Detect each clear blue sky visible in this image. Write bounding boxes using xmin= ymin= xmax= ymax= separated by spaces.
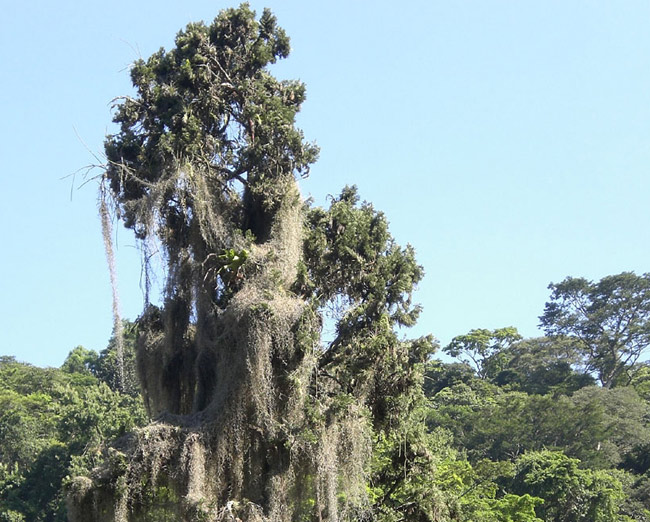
xmin=2 ymin=1 xmax=649 ymax=368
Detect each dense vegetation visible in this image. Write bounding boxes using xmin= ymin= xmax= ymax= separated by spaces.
xmin=2 ymin=5 xmax=649 ymax=521
xmin=0 ymin=332 xmax=146 ymax=521
xmin=2 ymin=274 xmax=649 ymax=521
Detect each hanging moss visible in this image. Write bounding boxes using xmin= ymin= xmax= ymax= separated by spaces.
xmin=70 ymin=6 xmax=433 ymax=521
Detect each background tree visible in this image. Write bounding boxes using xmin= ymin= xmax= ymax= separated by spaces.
xmin=0 ymin=356 xmax=145 ymax=521
xmin=540 ymin=272 xmax=650 ymax=388
xmin=489 ymin=337 xmax=594 ymax=395
xmin=61 ymin=323 xmax=141 ymax=397
xmin=61 ymin=346 xmax=99 ymax=376
xmin=443 ymin=327 xmax=522 ymax=379
xmin=510 ymin=451 xmax=629 ymax=522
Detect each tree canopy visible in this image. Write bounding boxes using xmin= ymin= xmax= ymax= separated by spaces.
xmin=540 ymin=272 xmax=650 ymax=388
xmin=443 ymin=327 xmax=522 ymax=380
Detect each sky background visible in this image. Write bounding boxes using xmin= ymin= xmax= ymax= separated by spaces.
xmin=1 ymin=1 xmax=649 ymax=368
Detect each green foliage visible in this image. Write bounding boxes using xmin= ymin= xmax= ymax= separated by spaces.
xmin=298 ymin=186 xmax=433 ymax=428
xmin=60 ymin=324 xmax=142 ymax=397
xmin=491 ymin=337 xmax=594 ymax=395
xmin=439 ymin=331 xmax=595 ymax=394
xmin=0 ymin=356 xmax=146 ymax=521
xmin=0 ymin=511 xmax=25 ymax=522
xmin=425 ymin=338 xmax=650 ymax=520
xmin=540 ymin=272 xmax=650 ymax=388
xmin=61 ymin=346 xmax=99 ymax=375
xmin=443 ymin=327 xmax=522 ymax=380
xmin=491 ymin=495 xmax=544 ymax=522
xmin=299 ymin=186 xmax=423 ymax=330
xmin=369 ymin=422 xmax=451 ymax=521
xmin=512 ymin=450 xmax=628 ymax=522
xmin=621 ymin=472 xmax=650 ymax=521
xmin=567 ymin=386 xmax=650 ymax=469
xmin=434 ymin=459 xmax=544 ymax=522
xmin=293 ymin=185 xmax=448 ymax=518
xmin=630 ymin=362 xmax=650 ymax=401
xmin=428 ymin=372 xmax=650 ymax=471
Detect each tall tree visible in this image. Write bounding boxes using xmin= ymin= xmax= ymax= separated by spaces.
xmin=540 ymin=272 xmax=650 ymax=388
xmin=443 ymin=327 xmax=522 ymax=379
xmin=68 ymin=6 xmax=432 ymax=521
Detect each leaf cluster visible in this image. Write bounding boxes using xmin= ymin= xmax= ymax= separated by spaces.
xmin=295 ymin=187 xmax=434 ymax=429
